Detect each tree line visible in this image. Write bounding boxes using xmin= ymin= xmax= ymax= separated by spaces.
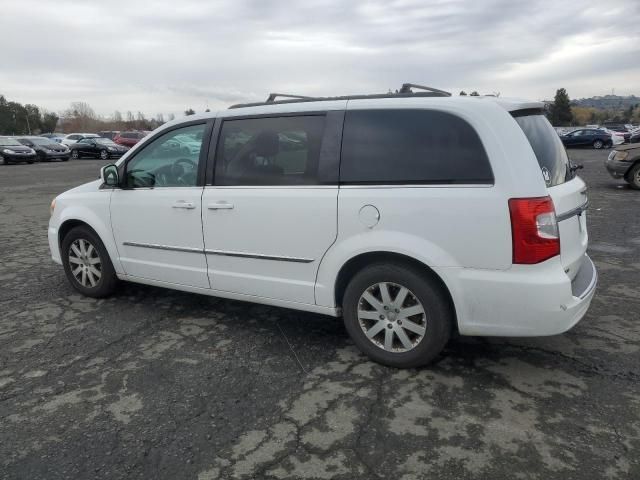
xmin=0 ymin=95 xmax=59 ymax=135
xmin=548 ymin=88 xmax=640 ymax=127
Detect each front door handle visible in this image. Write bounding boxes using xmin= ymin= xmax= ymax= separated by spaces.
xmin=172 ymin=201 xmax=196 ymax=209
xmin=208 ymin=202 xmax=234 ymax=210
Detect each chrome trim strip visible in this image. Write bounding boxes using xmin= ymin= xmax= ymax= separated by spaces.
xmin=205 ymin=249 xmax=314 ymax=263
xmin=557 ymin=199 xmax=589 ymax=222
xmin=123 ymin=241 xmax=203 ymax=254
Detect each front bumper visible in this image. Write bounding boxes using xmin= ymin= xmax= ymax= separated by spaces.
xmin=1 ymin=152 xmax=36 ymax=163
xmin=441 ymin=254 xmax=597 ymax=337
xmin=44 ymin=152 xmax=70 ymax=161
xmin=605 ymin=152 xmax=632 ymax=179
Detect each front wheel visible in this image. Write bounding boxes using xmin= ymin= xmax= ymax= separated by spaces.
xmin=61 ymin=226 xmax=118 ymax=298
xmin=593 ymin=140 xmax=604 ymax=149
xmin=71 ymin=150 xmax=79 ymax=159
xmin=99 ymin=150 xmax=109 ymax=160
xmin=626 ymin=163 xmax=640 ymax=190
xmin=342 ymin=262 xmax=452 ymax=368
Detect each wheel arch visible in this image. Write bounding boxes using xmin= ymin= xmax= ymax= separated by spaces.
xmin=333 ymin=251 xmax=458 ymax=331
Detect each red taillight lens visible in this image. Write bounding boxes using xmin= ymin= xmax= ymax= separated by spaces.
xmin=508 ymin=196 xmax=560 ymax=264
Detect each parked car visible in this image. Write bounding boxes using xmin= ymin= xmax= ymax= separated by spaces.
xmin=605 ymin=144 xmax=640 ymax=189
xmin=48 ymin=89 xmax=597 ymax=367
xmin=15 ymin=136 xmax=70 ymax=162
xmin=0 ymin=136 xmax=37 ymax=164
xmin=603 ymin=125 xmax=632 ymax=143
xmin=98 ymin=131 xmax=120 ymax=140
xmin=599 ymin=128 xmax=626 ymax=146
xmin=560 ymin=128 xmax=612 ymax=149
xmin=628 ymin=128 xmax=640 ymax=144
xmin=61 ymin=133 xmax=100 ymax=146
xmin=113 ymin=131 xmax=146 ymax=148
xmin=68 ymin=137 xmax=129 ymax=160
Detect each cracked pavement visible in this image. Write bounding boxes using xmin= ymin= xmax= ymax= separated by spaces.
xmin=0 ymin=149 xmax=639 ymax=479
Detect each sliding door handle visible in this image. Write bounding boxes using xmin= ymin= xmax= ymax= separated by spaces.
xmin=208 ymin=202 xmax=234 ymax=210
xmin=172 ymin=201 xmax=196 ymax=209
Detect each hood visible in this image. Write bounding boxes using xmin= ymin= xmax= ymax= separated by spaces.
xmin=1 ymin=145 xmax=32 ymax=152
xmin=615 ymin=143 xmax=640 ymax=152
xmin=62 ymin=179 xmax=103 ymax=196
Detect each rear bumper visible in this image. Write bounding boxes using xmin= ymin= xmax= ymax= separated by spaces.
xmin=440 ymin=254 xmax=597 ymax=337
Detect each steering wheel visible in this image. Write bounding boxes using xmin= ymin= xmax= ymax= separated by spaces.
xmin=171 ymin=158 xmax=198 ymax=185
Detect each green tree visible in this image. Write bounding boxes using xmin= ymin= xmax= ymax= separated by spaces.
xmin=549 ymin=88 xmax=572 ymax=126
xmin=470 ymin=91 xmax=480 ymax=96
xmin=184 ymin=108 xmax=195 ymax=116
xmin=41 ymin=111 xmax=59 ymax=133
xmin=459 ymin=91 xmax=467 ymax=96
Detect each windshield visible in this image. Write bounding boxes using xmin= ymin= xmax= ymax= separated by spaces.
xmin=96 ymin=138 xmax=116 ymax=145
xmin=0 ymin=138 xmax=22 ymax=146
xmin=28 ymin=137 xmax=57 ymax=146
xmin=513 ymin=112 xmax=573 ymax=187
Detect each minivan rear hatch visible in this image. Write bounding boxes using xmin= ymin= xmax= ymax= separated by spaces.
xmin=513 ymin=110 xmax=588 ymax=280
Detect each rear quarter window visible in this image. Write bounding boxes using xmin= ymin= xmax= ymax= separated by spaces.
xmin=513 ymin=111 xmax=573 ymax=187
xmin=340 ymin=109 xmax=493 ymax=184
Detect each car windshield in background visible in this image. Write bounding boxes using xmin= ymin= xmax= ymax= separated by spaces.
xmin=513 ymin=112 xmax=572 ymax=187
xmin=29 ymin=137 xmax=58 ymax=146
xmin=96 ymin=138 xmax=116 ymax=145
xmin=0 ymin=138 xmax=22 ymax=146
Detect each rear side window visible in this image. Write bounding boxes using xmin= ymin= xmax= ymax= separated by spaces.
xmin=513 ymin=112 xmax=572 ymax=187
xmin=340 ymin=109 xmax=493 ymax=184
xmin=214 ymin=115 xmax=325 ymax=186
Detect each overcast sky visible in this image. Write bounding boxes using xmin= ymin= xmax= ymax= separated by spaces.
xmin=1 ymin=0 xmax=638 ymax=118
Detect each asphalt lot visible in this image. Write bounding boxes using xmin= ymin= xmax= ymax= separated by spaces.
xmin=0 ymin=149 xmax=639 ymax=479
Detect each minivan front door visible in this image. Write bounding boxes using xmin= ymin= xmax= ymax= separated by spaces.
xmin=201 ymin=113 xmax=342 ymax=304
xmin=110 ymin=123 xmax=210 ymax=288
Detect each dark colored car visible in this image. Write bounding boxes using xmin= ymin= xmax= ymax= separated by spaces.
xmin=16 ymin=136 xmax=70 ymax=161
xmin=0 ymin=136 xmax=37 ymax=164
xmin=69 ymin=137 xmax=129 ymax=160
xmin=630 ymin=130 xmax=640 ymax=144
xmin=605 ymin=144 xmax=640 ymax=189
xmin=560 ymin=128 xmax=612 ymax=149
xmin=113 ymin=131 xmax=146 ymax=148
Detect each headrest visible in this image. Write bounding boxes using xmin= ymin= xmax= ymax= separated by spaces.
xmin=254 ymin=131 xmax=279 ymax=157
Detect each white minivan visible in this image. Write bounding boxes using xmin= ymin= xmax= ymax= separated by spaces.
xmin=48 ymin=85 xmax=597 ymax=367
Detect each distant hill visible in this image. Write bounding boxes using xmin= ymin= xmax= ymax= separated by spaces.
xmin=572 ymin=95 xmax=639 ymax=109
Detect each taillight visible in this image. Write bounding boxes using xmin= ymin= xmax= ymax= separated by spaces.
xmin=508 ymin=196 xmax=560 ymax=264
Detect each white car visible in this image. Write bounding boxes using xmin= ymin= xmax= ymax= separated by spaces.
xmin=48 ymin=87 xmax=597 ymax=367
xmin=61 ymin=133 xmax=100 ymax=146
xmin=599 ymin=128 xmax=625 ymax=146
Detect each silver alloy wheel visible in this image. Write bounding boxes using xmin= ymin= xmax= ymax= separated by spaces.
xmin=68 ymin=238 xmax=102 ymax=288
xmin=71 ymin=150 xmax=79 ymax=159
xmin=357 ymin=282 xmax=427 ymax=353
xmin=594 ymin=140 xmax=603 ymax=149
xmin=100 ymin=150 xmax=108 ymax=160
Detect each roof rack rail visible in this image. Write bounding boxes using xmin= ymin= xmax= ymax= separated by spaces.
xmin=266 ymin=93 xmax=314 ymax=103
xmin=229 ymin=83 xmax=451 ymax=109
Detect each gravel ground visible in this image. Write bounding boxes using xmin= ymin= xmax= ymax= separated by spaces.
xmin=0 ymin=149 xmax=639 ymax=480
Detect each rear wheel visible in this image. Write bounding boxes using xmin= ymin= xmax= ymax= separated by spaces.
xmin=342 ymin=262 xmax=452 ymax=368
xmin=626 ymin=163 xmax=640 ymax=190
xmin=61 ymin=226 xmax=118 ymax=298
xmin=593 ymin=139 xmax=604 ymax=149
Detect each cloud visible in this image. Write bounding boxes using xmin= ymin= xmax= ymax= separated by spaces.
xmin=0 ymin=0 xmax=638 ymax=117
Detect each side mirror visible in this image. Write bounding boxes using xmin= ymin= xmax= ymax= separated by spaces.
xmin=100 ymin=164 xmax=119 ymax=187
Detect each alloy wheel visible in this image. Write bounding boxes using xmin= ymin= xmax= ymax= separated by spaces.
xmin=357 ymin=282 xmax=427 ymax=352
xmin=594 ymin=140 xmax=603 ymax=149
xmin=100 ymin=150 xmax=108 ymax=160
xmin=68 ymin=238 xmax=102 ymax=288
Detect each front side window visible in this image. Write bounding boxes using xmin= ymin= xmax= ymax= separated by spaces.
xmin=214 ymin=115 xmax=325 ymax=186
xmin=125 ymin=124 xmax=205 ymax=188
xmin=340 ymin=109 xmax=493 ymax=184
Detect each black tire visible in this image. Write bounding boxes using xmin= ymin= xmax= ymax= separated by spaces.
xmin=99 ymin=150 xmax=109 ymax=160
xmin=626 ymin=163 xmax=640 ymax=190
xmin=61 ymin=226 xmax=118 ymax=298
xmin=342 ymin=262 xmax=452 ymax=368
xmin=71 ymin=150 xmax=79 ymax=159
xmin=593 ymin=139 xmax=604 ymax=149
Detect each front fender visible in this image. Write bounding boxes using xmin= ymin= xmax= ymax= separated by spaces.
xmin=52 ymin=190 xmax=123 ymax=274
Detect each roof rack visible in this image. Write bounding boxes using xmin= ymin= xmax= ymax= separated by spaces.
xmin=229 ymin=83 xmax=451 ymax=109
